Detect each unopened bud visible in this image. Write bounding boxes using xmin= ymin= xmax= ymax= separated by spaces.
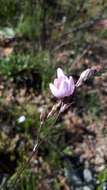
xmin=59 ymin=102 xmax=72 ymax=113
xmin=60 ymin=104 xmax=68 ymax=113
xmin=40 ymin=111 xmax=47 ymax=126
xmin=47 ymin=101 xmax=61 ymax=118
xmin=76 ymin=68 xmax=96 ymax=87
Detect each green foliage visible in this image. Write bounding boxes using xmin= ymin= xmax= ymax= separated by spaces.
xmin=63 ymin=146 xmax=73 ymax=156
xmin=16 ymin=1 xmax=43 ymax=40
xmin=97 ymin=169 xmax=107 ymax=190
xmin=0 ymin=51 xmax=54 ymax=89
xmin=0 ymin=0 xmax=20 ymax=25
xmin=97 ymin=29 xmax=107 ymax=39
xmin=6 ymin=169 xmax=38 ymax=190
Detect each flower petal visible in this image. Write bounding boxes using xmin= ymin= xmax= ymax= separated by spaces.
xmin=54 ymin=78 xmax=59 ymax=88
xmin=68 ymin=76 xmax=75 ymax=95
xmin=57 ymin=68 xmax=65 ymax=78
xmin=49 ymin=83 xmax=59 ymax=97
xmin=59 ymin=80 xmax=69 ymax=97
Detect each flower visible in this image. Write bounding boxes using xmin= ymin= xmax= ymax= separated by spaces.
xmin=49 ymin=68 xmax=75 ymax=98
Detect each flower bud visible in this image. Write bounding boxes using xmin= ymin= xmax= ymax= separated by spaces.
xmin=47 ymin=101 xmax=61 ymax=118
xmin=76 ymin=68 xmax=96 ymax=87
xmin=40 ymin=111 xmax=47 ymax=126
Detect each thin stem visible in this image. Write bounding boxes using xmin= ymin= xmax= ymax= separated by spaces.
xmin=6 ymin=108 xmax=62 ymax=190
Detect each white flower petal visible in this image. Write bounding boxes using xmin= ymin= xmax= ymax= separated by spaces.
xmin=54 ymin=78 xmax=58 ymax=88
xmin=49 ymin=83 xmax=59 ymax=97
xmin=57 ymin=68 xmax=65 ymax=78
xmin=68 ymin=76 xmax=75 ymax=95
xmin=59 ymin=80 xmax=69 ymax=97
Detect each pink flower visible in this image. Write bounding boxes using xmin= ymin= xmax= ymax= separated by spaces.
xmin=49 ymin=68 xmax=75 ymax=98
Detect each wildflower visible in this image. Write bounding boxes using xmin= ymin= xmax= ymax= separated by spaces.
xmin=18 ymin=115 xmax=26 ymax=123
xmin=49 ymin=68 xmax=75 ymax=98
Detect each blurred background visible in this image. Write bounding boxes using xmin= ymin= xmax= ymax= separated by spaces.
xmin=0 ymin=0 xmax=107 ymax=189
